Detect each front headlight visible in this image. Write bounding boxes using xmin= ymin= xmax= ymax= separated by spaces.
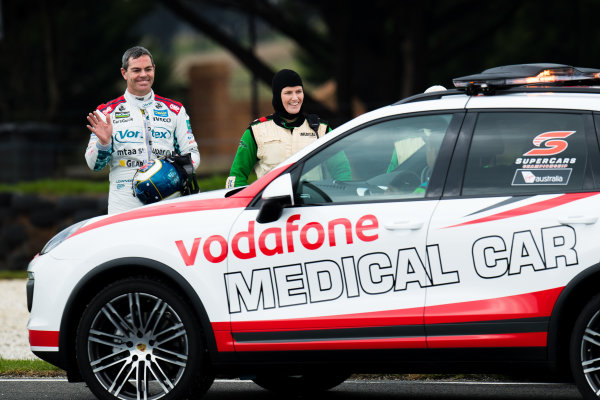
xmin=40 ymin=219 xmax=88 ymax=255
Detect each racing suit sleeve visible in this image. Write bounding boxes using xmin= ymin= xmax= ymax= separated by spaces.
xmin=85 ymin=135 xmax=112 ymax=171
xmin=85 ymin=110 xmax=112 ymax=171
xmin=226 ymin=128 xmax=258 ymax=188
xmin=326 ymin=151 xmax=352 ymax=181
xmin=386 ymin=151 xmax=399 ymax=173
xmin=173 ymin=105 xmax=200 ymax=170
xmin=322 ymin=125 xmax=352 ymax=181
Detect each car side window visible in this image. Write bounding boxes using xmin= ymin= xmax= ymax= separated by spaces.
xmin=462 ymin=112 xmax=587 ymax=196
xmin=296 ymin=114 xmax=452 ymax=204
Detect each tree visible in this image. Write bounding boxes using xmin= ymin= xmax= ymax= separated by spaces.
xmin=4 ymin=0 xmax=600 ymax=126
xmin=0 ymin=0 xmax=152 ymax=124
xmin=159 ymin=0 xmax=600 ymax=127
xmin=158 ymin=0 xmax=521 ymax=125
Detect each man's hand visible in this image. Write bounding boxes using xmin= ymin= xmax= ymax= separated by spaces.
xmin=86 ymin=111 xmax=112 ymax=146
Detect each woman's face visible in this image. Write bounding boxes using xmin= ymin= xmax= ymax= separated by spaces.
xmin=281 ymin=85 xmax=304 ymax=115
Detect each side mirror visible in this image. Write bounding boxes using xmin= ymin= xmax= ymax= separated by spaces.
xmin=256 ymin=173 xmax=294 ymax=223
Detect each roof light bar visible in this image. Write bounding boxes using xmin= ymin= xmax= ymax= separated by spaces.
xmin=453 ymin=63 xmax=600 ymax=94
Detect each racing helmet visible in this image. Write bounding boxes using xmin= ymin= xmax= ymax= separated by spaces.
xmin=132 ymin=158 xmax=184 ymax=205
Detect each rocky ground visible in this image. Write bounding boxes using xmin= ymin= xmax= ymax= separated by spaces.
xmin=0 ymin=279 xmax=36 ymax=359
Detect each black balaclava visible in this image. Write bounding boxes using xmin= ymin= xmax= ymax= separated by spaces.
xmin=272 ymin=69 xmax=303 ymax=120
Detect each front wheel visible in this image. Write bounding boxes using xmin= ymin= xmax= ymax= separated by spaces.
xmin=570 ymin=294 xmax=600 ymax=400
xmin=76 ymin=277 xmax=214 ymax=400
xmin=252 ymin=371 xmax=350 ymax=394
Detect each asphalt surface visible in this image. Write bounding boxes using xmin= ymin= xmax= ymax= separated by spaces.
xmin=0 ymin=378 xmax=583 ymax=400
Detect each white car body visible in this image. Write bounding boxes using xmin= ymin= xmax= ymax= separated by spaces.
xmin=27 ymin=64 xmax=600 ymax=400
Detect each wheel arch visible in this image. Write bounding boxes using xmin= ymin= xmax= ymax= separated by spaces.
xmin=58 ymin=257 xmax=218 ymax=381
xmin=548 ymin=262 xmax=600 ymax=378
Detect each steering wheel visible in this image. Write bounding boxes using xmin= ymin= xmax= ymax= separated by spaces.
xmin=300 ymin=181 xmax=332 ymax=203
xmin=388 ymin=170 xmax=421 ymax=192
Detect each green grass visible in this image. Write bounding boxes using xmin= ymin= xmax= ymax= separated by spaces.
xmin=196 ymin=174 xmax=231 ymax=192
xmin=0 ymin=271 xmax=28 ymax=279
xmin=0 ymin=179 xmax=109 ymax=195
xmin=0 ymin=358 xmax=65 ymax=377
xmin=0 ymin=175 xmax=230 ymax=196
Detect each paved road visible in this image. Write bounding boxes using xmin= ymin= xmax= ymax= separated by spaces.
xmin=0 ymin=378 xmax=583 ymax=400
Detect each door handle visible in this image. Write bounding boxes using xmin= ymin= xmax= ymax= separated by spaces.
xmin=384 ymin=220 xmax=424 ymax=230
xmin=558 ymin=216 xmax=598 ymax=225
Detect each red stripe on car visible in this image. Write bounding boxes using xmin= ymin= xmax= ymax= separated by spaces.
xmin=71 ymin=198 xmax=250 ymax=238
xmin=29 ymin=330 xmax=59 ymax=347
xmin=213 ymin=288 xmax=561 ymax=351
xmin=427 ymin=332 xmax=547 ymax=348
xmin=425 ymin=287 xmax=561 ymax=324
xmin=69 ymin=165 xmax=293 ymax=239
xmin=229 ymin=306 xmax=424 ymax=332
xmin=446 ymin=192 xmax=598 ymax=229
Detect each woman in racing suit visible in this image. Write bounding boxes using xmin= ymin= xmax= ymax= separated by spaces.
xmin=226 ymin=69 xmax=350 ymax=188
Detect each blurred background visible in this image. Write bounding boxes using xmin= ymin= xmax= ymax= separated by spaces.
xmin=1 ymin=0 xmax=600 ymax=271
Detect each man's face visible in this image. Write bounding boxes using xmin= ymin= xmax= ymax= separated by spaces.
xmin=281 ymin=85 xmax=303 ymax=116
xmin=121 ymin=55 xmax=155 ymax=96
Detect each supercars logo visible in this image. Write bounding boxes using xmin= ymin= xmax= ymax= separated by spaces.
xmin=523 ymin=131 xmax=576 ymax=156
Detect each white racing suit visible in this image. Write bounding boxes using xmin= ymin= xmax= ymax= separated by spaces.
xmin=85 ymin=90 xmax=200 ymax=214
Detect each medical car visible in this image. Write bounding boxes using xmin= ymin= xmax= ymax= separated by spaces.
xmin=27 ymin=64 xmax=600 ymax=400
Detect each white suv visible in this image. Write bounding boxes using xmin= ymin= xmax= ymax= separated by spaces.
xmin=27 ymin=64 xmax=600 ymax=400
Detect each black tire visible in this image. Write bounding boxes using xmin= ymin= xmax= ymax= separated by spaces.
xmin=75 ymin=277 xmax=214 ymax=400
xmin=252 ymin=371 xmax=350 ymax=394
xmin=570 ymin=294 xmax=600 ymax=400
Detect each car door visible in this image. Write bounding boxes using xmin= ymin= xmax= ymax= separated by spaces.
xmin=224 ymin=112 xmax=463 ymax=354
xmin=424 ymin=110 xmax=600 ymax=350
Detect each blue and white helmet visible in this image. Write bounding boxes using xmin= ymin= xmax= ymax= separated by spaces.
xmin=132 ymin=158 xmax=184 ymax=205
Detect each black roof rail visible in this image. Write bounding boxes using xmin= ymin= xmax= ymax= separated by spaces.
xmin=394 ymin=85 xmax=600 ymax=105
xmin=393 ymin=89 xmax=463 ymax=105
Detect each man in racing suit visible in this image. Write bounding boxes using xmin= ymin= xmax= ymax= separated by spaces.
xmin=85 ymin=46 xmax=200 ymax=214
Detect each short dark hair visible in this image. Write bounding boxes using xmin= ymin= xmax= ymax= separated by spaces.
xmin=121 ymin=46 xmax=154 ymax=70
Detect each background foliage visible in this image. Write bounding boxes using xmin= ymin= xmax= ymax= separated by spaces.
xmin=3 ymin=0 xmax=600 ymax=127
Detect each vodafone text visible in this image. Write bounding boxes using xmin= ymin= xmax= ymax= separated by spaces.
xmin=175 ymin=214 xmax=379 ymax=265
xmin=174 ymin=215 xmax=578 ymax=314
